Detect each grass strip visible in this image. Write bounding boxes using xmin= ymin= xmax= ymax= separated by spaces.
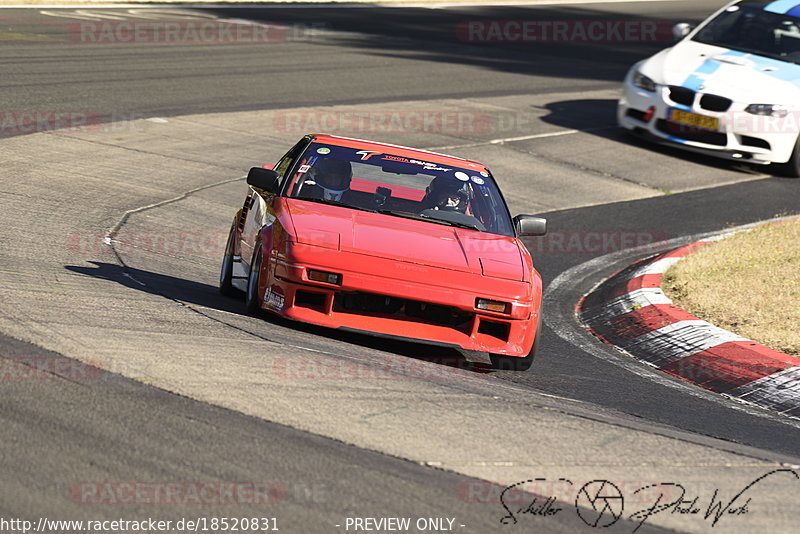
xmin=663 ymin=218 xmax=800 ymax=357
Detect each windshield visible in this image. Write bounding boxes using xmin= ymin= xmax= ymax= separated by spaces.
xmin=284 ymin=142 xmax=515 ymax=237
xmin=692 ymin=4 xmax=800 ymax=64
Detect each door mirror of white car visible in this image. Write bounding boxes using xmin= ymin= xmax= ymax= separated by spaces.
xmin=672 ymin=22 xmax=693 ymax=40
xmin=514 ymin=215 xmax=547 ymax=237
xmin=247 ymin=167 xmax=281 ymax=194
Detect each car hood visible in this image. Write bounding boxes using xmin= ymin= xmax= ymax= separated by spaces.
xmin=286 ymin=200 xmax=526 ymax=281
xmin=640 ymin=40 xmax=800 ymax=104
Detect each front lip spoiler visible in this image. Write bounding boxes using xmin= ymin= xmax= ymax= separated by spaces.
xmin=336 ymin=326 xmax=464 ymax=351
xmin=628 ymin=126 xmax=770 ymax=165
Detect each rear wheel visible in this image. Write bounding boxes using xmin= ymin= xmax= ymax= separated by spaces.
xmin=244 ymin=243 xmax=264 ymax=315
xmin=773 ymin=136 xmax=800 ymax=178
xmin=489 ymin=316 xmax=541 ymax=371
xmin=219 ymin=224 xmax=238 ymax=297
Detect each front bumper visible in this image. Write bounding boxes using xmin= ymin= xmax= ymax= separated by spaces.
xmin=260 ymin=245 xmax=541 ymax=357
xmin=617 ymin=72 xmax=797 ymax=165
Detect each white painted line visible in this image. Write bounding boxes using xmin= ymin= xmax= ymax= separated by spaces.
xmin=428 ymin=126 xmax=615 ymax=151
xmin=105 ymin=175 xmax=245 ymax=245
xmin=491 ymin=126 xmax=616 ymax=145
xmin=491 ymin=129 xmax=579 ymax=143
xmin=38 ymin=7 xmax=218 ymax=19
xmin=38 ymin=8 xmax=128 ymax=19
xmin=620 ymin=320 xmax=748 ymax=367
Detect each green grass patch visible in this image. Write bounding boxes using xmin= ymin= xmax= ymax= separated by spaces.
xmin=663 ymin=218 xmax=800 ymax=356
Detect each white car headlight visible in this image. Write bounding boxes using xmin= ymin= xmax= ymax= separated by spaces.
xmin=632 ymin=70 xmax=657 ymax=93
xmin=745 ymin=104 xmax=788 ymax=118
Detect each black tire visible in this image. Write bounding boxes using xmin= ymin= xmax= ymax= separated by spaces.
xmin=490 ymin=316 xmax=541 ymax=371
xmin=244 ymin=242 xmax=264 ymax=315
xmin=772 ymin=136 xmax=800 ymax=178
xmin=219 ymin=224 xmax=239 ymax=297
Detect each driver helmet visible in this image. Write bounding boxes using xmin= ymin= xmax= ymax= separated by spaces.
xmin=425 ymin=176 xmax=471 ymax=213
xmin=313 ymin=158 xmax=353 ymax=201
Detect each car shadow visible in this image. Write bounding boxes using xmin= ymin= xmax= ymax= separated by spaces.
xmin=540 ymin=98 xmax=776 ymax=176
xmin=65 ymin=261 xmax=495 ymax=375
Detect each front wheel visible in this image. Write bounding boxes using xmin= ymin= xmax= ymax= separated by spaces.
xmin=219 ymin=224 xmax=239 ymax=297
xmin=244 ymin=242 xmax=264 ymax=315
xmin=773 ymin=136 xmax=800 ymax=178
xmin=489 ymin=317 xmax=541 ymax=371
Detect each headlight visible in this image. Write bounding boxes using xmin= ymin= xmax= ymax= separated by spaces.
xmin=307 ymin=269 xmax=341 ymax=285
xmin=745 ymin=104 xmax=788 ymax=118
xmin=476 ymin=298 xmax=510 ymax=314
xmin=632 ymin=70 xmax=657 ymax=92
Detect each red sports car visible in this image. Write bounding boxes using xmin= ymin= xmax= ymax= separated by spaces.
xmin=219 ymin=134 xmax=546 ymax=370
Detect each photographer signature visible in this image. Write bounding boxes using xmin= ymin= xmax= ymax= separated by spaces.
xmin=499 ymin=469 xmax=799 ymax=531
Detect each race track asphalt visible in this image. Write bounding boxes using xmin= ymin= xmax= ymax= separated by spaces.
xmin=2 ymin=2 xmax=800 ymax=532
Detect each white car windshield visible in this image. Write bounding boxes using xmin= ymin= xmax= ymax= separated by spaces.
xmin=692 ymin=4 xmax=800 ymax=64
xmin=285 ymin=142 xmax=516 ymax=237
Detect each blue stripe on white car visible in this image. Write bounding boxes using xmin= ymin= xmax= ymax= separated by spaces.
xmin=765 ymin=0 xmax=800 ymax=15
xmin=681 ymin=50 xmax=746 ymax=91
xmin=737 ymin=53 xmax=800 ymax=85
xmin=682 ymin=60 xmax=722 ymax=91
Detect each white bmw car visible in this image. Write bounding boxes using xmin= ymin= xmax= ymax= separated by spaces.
xmin=618 ymin=0 xmax=800 ymax=176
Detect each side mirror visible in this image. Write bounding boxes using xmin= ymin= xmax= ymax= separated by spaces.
xmin=672 ymin=22 xmax=693 ymax=41
xmin=514 ymin=215 xmax=547 ymax=237
xmin=246 ymin=167 xmax=280 ymax=194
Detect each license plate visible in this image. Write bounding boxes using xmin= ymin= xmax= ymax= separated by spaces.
xmin=669 ymin=109 xmax=719 ymax=131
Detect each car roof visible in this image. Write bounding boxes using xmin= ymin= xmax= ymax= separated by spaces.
xmin=309 ymin=133 xmax=490 ymax=173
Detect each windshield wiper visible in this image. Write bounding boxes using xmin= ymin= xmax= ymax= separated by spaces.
xmin=420 ymin=215 xmax=482 ymax=231
xmin=373 ymin=209 xmax=461 ymax=227
xmin=376 ymin=209 xmax=482 ymax=231
xmin=374 ymin=209 xmax=430 ymax=221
